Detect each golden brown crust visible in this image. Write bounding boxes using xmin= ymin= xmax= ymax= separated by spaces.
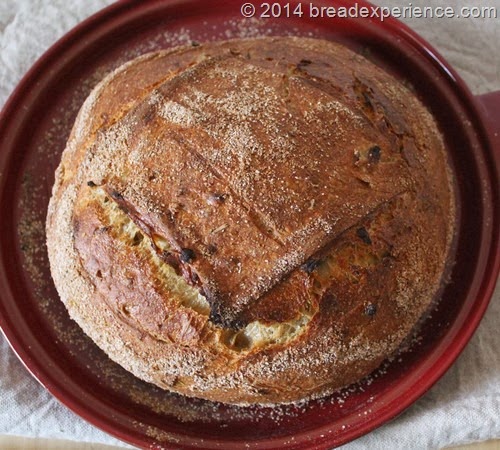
xmin=46 ymin=36 xmax=455 ymax=405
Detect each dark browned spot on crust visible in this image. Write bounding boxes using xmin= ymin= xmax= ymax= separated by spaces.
xmin=179 ymin=248 xmax=196 ymax=263
xmin=209 ymin=304 xmax=246 ymax=330
xmin=110 ymin=190 xmax=124 ymax=201
xmin=297 ymin=59 xmax=312 ymax=69
xmin=356 ymin=227 xmax=372 ymax=245
xmin=206 ymin=244 xmax=217 ymax=255
xmin=132 ymin=231 xmax=144 ymax=246
xmin=365 ymin=303 xmax=377 ymax=316
xmin=368 ymin=145 xmax=381 ymax=163
xmin=302 ymin=258 xmax=321 ymax=274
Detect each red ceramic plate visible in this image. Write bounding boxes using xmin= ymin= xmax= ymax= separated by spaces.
xmin=0 ymin=1 xmax=498 ymax=449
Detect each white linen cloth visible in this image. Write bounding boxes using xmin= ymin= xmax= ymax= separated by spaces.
xmin=0 ymin=1 xmax=498 ymax=448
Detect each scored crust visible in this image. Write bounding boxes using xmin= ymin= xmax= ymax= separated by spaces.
xmin=46 ymin=36 xmax=455 ymax=405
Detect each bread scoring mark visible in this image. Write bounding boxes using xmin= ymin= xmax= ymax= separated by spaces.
xmin=89 ymin=183 xmax=412 ymax=354
xmin=221 ymin=311 xmax=314 ymax=351
xmin=93 ymin=186 xmax=210 ymax=316
xmin=90 ymin=186 xmax=315 ymax=352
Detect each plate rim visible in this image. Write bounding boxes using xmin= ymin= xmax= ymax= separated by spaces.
xmin=0 ymin=0 xmax=498 ymax=449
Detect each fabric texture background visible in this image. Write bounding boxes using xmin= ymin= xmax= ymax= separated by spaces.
xmin=0 ymin=1 xmax=498 ymax=448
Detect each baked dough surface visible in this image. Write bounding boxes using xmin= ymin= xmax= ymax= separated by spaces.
xmin=47 ymin=37 xmax=455 ymax=404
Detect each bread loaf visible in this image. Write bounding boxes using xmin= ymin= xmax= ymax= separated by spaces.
xmin=46 ymin=36 xmax=455 ymax=405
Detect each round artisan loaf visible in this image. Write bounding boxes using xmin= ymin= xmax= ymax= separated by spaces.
xmin=46 ymin=36 xmax=455 ymax=405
